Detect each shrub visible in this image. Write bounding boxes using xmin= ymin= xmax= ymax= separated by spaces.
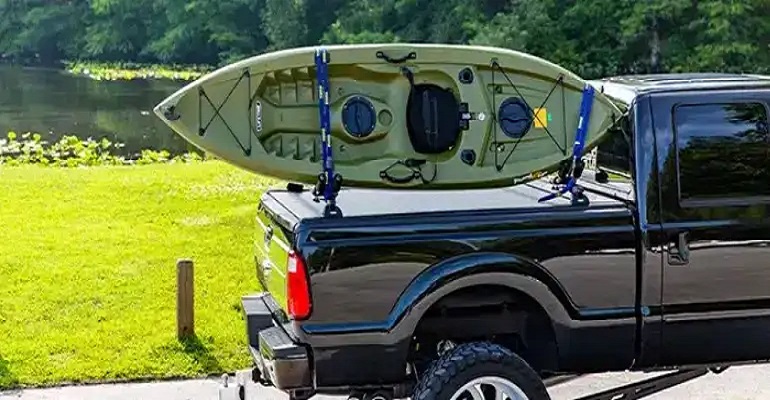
xmin=0 ymin=131 xmax=204 ymax=167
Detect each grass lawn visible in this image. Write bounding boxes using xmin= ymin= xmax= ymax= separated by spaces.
xmin=0 ymin=161 xmax=277 ymax=389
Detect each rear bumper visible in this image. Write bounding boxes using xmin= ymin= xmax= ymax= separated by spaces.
xmin=242 ymin=293 xmax=312 ymax=391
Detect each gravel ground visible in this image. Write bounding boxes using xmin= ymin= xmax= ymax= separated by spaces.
xmin=2 ymin=364 xmax=769 ymax=400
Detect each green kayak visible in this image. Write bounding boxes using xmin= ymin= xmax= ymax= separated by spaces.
xmin=154 ymin=43 xmax=622 ymax=189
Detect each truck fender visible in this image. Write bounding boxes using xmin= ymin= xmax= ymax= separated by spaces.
xmin=295 ymin=252 xmax=580 ymax=350
xmin=387 ymin=252 xmax=578 ymax=335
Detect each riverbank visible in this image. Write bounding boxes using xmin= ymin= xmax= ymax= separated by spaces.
xmin=64 ymin=61 xmax=213 ymax=81
xmin=0 ymin=161 xmax=277 ymax=389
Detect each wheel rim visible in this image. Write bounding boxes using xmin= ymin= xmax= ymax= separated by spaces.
xmin=449 ymin=376 xmax=530 ymax=400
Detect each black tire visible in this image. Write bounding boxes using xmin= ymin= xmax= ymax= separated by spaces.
xmin=411 ymin=342 xmax=551 ymax=400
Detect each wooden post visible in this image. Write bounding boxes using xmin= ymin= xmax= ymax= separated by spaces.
xmin=177 ymin=259 xmax=194 ymax=339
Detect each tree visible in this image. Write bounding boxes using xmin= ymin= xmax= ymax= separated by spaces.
xmin=0 ymin=0 xmax=767 ymax=76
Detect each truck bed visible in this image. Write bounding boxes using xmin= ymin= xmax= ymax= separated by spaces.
xmin=263 ymin=176 xmax=633 ymax=222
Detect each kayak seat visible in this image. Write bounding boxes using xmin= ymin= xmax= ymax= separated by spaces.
xmin=405 ymin=83 xmax=461 ymax=154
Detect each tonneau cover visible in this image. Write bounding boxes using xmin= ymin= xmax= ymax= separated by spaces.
xmin=264 ymin=178 xmax=631 ymax=221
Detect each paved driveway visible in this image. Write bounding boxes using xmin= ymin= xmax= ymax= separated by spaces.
xmin=3 ymin=364 xmax=770 ymax=400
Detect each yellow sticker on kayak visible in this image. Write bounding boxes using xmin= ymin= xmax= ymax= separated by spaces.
xmin=534 ymin=107 xmax=548 ymax=128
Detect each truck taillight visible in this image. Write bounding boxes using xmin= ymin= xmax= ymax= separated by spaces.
xmin=287 ymin=250 xmax=311 ymax=320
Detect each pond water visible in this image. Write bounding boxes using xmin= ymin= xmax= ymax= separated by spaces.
xmin=0 ymin=65 xmax=191 ymax=156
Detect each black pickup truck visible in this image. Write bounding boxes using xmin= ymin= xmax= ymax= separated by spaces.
xmin=238 ymin=73 xmax=770 ymax=400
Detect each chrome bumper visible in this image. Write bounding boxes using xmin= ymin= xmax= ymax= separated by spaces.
xmin=242 ymin=293 xmax=312 ymax=391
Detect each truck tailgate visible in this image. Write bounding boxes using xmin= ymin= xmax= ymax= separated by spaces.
xmin=254 ymin=195 xmax=297 ymax=313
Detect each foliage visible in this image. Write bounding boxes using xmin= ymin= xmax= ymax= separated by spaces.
xmin=0 ymin=161 xmax=275 ymax=389
xmin=64 ymin=60 xmax=211 ymax=81
xmin=0 ymin=131 xmax=205 ymax=167
xmin=1 ymin=0 xmax=769 ymax=78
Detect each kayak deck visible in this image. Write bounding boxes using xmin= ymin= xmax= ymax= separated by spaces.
xmin=155 ymin=44 xmax=622 ymax=192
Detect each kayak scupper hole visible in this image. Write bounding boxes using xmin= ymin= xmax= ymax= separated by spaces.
xmin=458 ymin=68 xmax=474 ymax=84
xmin=461 ymin=149 xmax=476 ymax=165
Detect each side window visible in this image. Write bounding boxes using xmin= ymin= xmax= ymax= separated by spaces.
xmin=673 ymin=102 xmax=770 ymax=203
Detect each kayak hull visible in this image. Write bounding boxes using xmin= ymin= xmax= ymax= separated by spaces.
xmin=154 ymin=43 xmax=622 ymax=189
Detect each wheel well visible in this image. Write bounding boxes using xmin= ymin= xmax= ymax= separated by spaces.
xmin=408 ymin=284 xmax=559 ymax=374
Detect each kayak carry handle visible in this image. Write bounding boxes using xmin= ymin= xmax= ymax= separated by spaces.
xmin=379 ymin=158 xmax=436 ymax=186
xmin=380 ymin=170 xmax=421 ymax=185
xmin=376 ymin=50 xmax=417 ymax=64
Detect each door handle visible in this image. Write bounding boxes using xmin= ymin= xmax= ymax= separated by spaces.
xmin=668 ymin=231 xmax=690 ymax=266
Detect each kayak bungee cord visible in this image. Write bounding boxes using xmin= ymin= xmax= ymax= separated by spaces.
xmin=197 ymin=69 xmax=254 ymax=156
xmin=538 ymin=84 xmax=595 ymax=205
xmin=313 ymin=47 xmax=343 ymax=217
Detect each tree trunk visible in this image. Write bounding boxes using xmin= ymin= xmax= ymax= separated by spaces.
xmin=649 ymin=12 xmax=661 ymax=73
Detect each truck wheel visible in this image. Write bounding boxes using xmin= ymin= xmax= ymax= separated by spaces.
xmin=412 ymin=342 xmax=550 ymax=400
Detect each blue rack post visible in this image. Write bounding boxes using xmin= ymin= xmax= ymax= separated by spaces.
xmin=538 ymin=84 xmax=595 ymax=205
xmin=313 ymin=47 xmax=343 ymax=216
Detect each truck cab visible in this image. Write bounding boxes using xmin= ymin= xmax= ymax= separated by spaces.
xmin=596 ymin=73 xmax=770 ymax=368
xmin=240 ymin=73 xmax=770 ymax=400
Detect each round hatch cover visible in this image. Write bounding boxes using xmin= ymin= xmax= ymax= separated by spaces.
xmin=498 ymin=97 xmax=533 ymax=139
xmin=342 ymin=96 xmax=376 ymax=138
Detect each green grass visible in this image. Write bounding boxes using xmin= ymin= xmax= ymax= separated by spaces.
xmin=0 ymin=161 xmax=277 ymax=389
